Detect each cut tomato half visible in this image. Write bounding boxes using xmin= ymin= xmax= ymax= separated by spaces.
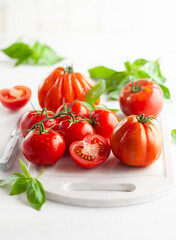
xmin=69 ymin=134 xmax=111 ymax=168
xmin=0 ymin=85 xmax=31 ymax=111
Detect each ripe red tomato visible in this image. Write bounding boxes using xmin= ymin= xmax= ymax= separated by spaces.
xmin=38 ymin=66 xmax=100 ymax=113
xmin=90 ymin=109 xmax=120 ymax=139
xmin=110 ymin=114 xmax=162 ymax=167
xmin=0 ymin=85 xmax=31 ymax=111
xmin=22 ymin=130 xmax=65 ymax=165
xmin=69 ymin=134 xmax=110 ymax=168
xmin=119 ymin=79 xmax=164 ymax=117
xmin=20 ymin=110 xmax=59 ymax=138
xmin=56 ymin=101 xmax=90 ymax=118
xmin=57 ymin=118 xmax=95 ymax=149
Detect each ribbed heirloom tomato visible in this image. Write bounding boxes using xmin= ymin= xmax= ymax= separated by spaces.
xmin=110 ymin=114 xmax=163 ymax=167
xmin=38 ymin=66 xmax=100 ymax=112
xmin=119 ymin=79 xmax=164 ymax=117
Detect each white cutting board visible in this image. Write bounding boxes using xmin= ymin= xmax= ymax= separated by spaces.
xmin=22 ymin=110 xmax=176 ymax=207
xmin=1 ymin=101 xmax=175 ymax=207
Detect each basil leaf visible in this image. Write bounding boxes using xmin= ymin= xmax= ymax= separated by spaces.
xmin=106 ymin=72 xmax=128 ymax=90
xmin=89 ymin=66 xmax=117 ymax=79
xmin=10 ymin=178 xmax=30 ymax=195
xmin=124 ymin=61 xmax=132 ymax=72
xmin=158 ymin=83 xmax=170 ymax=99
xmin=132 ymin=59 xmax=148 ymax=68
xmin=108 ymin=108 xmax=119 ymax=113
xmin=171 ymin=129 xmax=176 ymax=143
xmin=78 ymin=101 xmax=94 ymax=111
xmin=1 ymin=40 xmax=63 ymax=66
xmin=131 ymin=70 xmax=151 ymax=80
xmin=94 ymin=104 xmax=119 ymax=113
xmin=145 ymin=60 xmax=166 ymax=84
xmin=1 ymin=43 xmax=32 ymax=60
xmin=109 ymin=89 xmax=121 ymax=100
xmin=0 ymin=173 xmax=22 ymax=187
xmin=26 ymin=179 xmax=45 ymax=210
xmin=85 ymin=80 xmax=106 ymax=105
xmin=20 ymin=159 xmax=30 ymax=177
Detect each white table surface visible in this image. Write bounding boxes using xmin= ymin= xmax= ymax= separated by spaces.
xmin=1 ymin=33 xmax=176 ymax=240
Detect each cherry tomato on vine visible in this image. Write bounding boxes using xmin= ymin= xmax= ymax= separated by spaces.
xmin=20 ymin=110 xmax=59 ymax=138
xmin=110 ymin=114 xmax=163 ymax=167
xmin=38 ymin=66 xmax=100 ymax=112
xmin=90 ymin=109 xmax=120 ymax=139
xmin=0 ymin=85 xmax=31 ymax=111
xmin=69 ymin=134 xmax=111 ymax=168
xmin=119 ymin=79 xmax=164 ymax=117
xmin=22 ymin=129 xmax=65 ymax=166
xmin=57 ymin=117 xmax=95 ymax=149
xmin=56 ymin=101 xmax=90 ymax=118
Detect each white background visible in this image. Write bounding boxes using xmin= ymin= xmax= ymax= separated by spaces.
xmin=1 ymin=0 xmax=176 ymax=240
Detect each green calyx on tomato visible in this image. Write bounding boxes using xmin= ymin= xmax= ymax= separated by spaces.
xmin=130 ymin=81 xmax=142 ymax=93
xmin=136 ymin=114 xmax=156 ymax=130
xmin=64 ymin=65 xmax=74 ymax=74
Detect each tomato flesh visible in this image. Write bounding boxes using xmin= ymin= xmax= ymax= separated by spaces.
xmin=70 ymin=134 xmax=111 ymax=168
xmin=0 ymin=85 xmax=31 ymax=111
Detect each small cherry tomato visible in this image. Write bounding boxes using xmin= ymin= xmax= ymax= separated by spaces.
xmin=57 ymin=118 xmax=95 ymax=149
xmin=69 ymin=134 xmax=111 ymax=168
xmin=110 ymin=114 xmax=163 ymax=167
xmin=0 ymin=85 xmax=31 ymax=111
xmin=20 ymin=110 xmax=59 ymax=138
xmin=56 ymin=101 xmax=90 ymax=118
xmin=22 ymin=130 xmax=65 ymax=165
xmin=119 ymin=79 xmax=164 ymax=117
xmin=90 ymin=109 xmax=120 ymax=139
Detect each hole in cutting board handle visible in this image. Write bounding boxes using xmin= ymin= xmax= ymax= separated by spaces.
xmin=64 ymin=183 xmax=136 ymax=192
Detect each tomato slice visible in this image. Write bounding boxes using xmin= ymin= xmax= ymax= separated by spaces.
xmin=0 ymin=85 xmax=31 ymax=110
xmin=69 ymin=134 xmax=111 ymax=168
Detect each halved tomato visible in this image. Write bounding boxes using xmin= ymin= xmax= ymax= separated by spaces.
xmin=0 ymin=85 xmax=31 ymax=111
xmin=69 ymin=134 xmax=111 ymax=168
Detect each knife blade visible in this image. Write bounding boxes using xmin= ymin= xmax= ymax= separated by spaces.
xmin=0 ymin=120 xmax=21 ymax=171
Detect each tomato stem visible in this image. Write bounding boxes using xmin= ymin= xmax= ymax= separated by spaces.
xmin=129 ymin=81 xmax=142 ymax=93
xmin=136 ymin=114 xmax=156 ymax=130
xmin=64 ymin=66 xmax=74 ymax=74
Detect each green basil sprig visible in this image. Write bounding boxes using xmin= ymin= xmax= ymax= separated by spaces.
xmin=0 ymin=159 xmax=45 ymax=210
xmin=1 ymin=40 xmax=64 ymax=66
xmin=79 ymin=80 xmax=119 ymax=113
xmin=88 ymin=58 xmax=170 ymax=100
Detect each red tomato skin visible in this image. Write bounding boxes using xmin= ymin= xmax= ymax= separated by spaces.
xmin=57 ymin=119 xmax=95 ymax=149
xmin=20 ymin=111 xmax=59 ymax=138
xmin=110 ymin=115 xmax=163 ymax=167
xmin=56 ymin=101 xmax=90 ymax=118
xmin=119 ymin=79 xmax=164 ymax=117
xmin=69 ymin=134 xmax=111 ymax=168
xmin=0 ymin=85 xmax=31 ymax=111
xmin=22 ymin=131 xmax=65 ymax=165
xmin=38 ymin=67 xmax=100 ymax=113
xmin=91 ymin=109 xmax=120 ymax=139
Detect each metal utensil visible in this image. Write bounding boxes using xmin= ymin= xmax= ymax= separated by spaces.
xmin=0 ymin=120 xmax=21 ymax=171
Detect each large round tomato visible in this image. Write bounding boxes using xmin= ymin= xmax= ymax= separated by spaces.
xmin=20 ymin=110 xmax=59 ymax=138
xmin=38 ymin=66 xmax=100 ymax=112
xmin=69 ymin=134 xmax=110 ymax=168
xmin=56 ymin=101 xmax=90 ymax=118
xmin=57 ymin=118 xmax=95 ymax=149
xmin=110 ymin=114 xmax=162 ymax=167
xmin=22 ymin=130 xmax=65 ymax=165
xmin=119 ymin=79 xmax=164 ymax=117
xmin=0 ymin=85 xmax=31 ymax=111
xmin=90 ymin=109 xmax=120 ymax=139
